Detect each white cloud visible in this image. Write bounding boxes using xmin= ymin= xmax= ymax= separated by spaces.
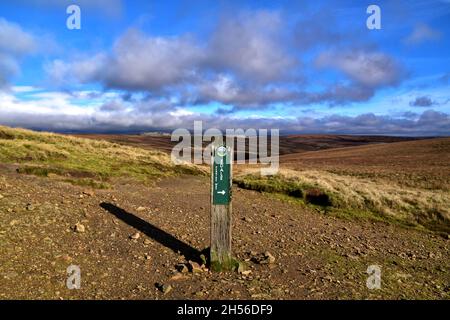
xmin=11 ymin=85 xmax=40 ymax=93
xmin=0 ymin=18 xmax=35 ymax=55
xmin=104 ymin=30 xmax=204 ymax=90
xmin=316 ymin=50 xmax=404 ymax=88
xmin=0 ymin=18 xmax=36 ymax=87
xmin=404 ymin=23 xmax=441 ymax=45
xmin=44 ymin=10 xmax=299 ymax=99
xmin=207 ymin=10 xmax=297 ymax=83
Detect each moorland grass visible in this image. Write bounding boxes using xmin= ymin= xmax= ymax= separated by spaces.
xmin=0 ymin=125 xmax=204 ymax=186
xmin=235 ymin=169 xmax=450 ymax=234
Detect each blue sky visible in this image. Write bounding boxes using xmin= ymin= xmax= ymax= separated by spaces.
xmin=0 ymin=0 xmax=449 ymax=135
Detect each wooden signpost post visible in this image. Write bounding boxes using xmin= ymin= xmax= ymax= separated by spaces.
xmin=210 ymin=144 xmax=234 ymax=271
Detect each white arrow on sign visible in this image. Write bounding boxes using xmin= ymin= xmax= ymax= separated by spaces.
xmin=217 ymin=190 xmax=226 ymax=195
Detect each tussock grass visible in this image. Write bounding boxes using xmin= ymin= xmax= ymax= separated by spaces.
xmin=236 ymin=168 xmax=450 ymax=234
xmin=234 ymin=174 xmax=332 ymax=206
xmin=0 ymin=125 xmax=204 ymax=187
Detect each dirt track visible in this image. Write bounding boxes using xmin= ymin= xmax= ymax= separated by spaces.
xmin=0 ymin=165 xmax=448 ymax=299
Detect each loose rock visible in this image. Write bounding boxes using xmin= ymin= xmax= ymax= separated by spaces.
xmin=254 ymin=251 xmax=276 ymax=265
xmin=130 ymin=232 xmax=140 ymax=240
xmin=170 ymin=273 xmax=188 ymax=281
xmin=82 ymin=190 xmax=94 ymax=197
xmin=176 ymin=263 xmax=189 ymax=273
xmin=74 ymin=223 xmax=85 ymax=233
xmin=188 ymin=261 xmax=203 ymax=273
xmin=162 ymin=284 xmax=173 ymax=294
xmin=157 ymin=283 xmax=172 ymax=295
xmin=264 ymin=252 xmax=276 ymax=264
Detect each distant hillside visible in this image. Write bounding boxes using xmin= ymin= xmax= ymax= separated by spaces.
xmin=281 ymin=137 xmax=450 ymax=187
xmin=74 ymin=133 xmax=423 ymax=156
xmin=73 ymin=134 xmax=176 ymax=154
xmin=278 ymin=135 xmax=423 ymax=155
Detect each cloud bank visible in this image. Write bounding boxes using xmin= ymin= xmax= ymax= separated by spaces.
xmin=1 ymin=88 xmax=449 ymax=136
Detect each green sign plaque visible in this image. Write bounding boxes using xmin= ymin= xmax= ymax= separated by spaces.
xmin=212 ymin=145 xmax=231 ymax=205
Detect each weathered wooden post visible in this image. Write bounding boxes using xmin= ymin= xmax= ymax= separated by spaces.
xmin=210 ymin=144 xmax=234 ymax=271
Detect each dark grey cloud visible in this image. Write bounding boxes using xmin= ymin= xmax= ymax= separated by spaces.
xmin=410 ymin=96 xmax=436 ymax=107
xmin=186 ymin=75 xmax=301 ymax=109
xmin=400 ymin=111 xmax=420 ymax=119
xmin=99 ymin=100 xmax=126 ymax=112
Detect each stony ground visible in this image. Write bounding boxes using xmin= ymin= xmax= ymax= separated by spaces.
xmin=0 ymin=164 xmax=448 ymax=300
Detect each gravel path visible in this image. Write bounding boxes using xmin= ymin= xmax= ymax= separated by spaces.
xmin=0 ymin=167 xmax=448 ymax=300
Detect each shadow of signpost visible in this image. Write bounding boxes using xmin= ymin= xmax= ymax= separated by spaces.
xmin=100 ymin=202 xmax=202 ymax=263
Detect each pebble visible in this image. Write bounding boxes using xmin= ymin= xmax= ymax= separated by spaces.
xmin=170 ymin=273 xmax=188 ymax=281
xmin=264 ymin=251 xmax=276 ymax=264
xmin=160 ymin=284 xmax=172 ymax=295
xmin=74 ymin=223 xmax=85 ymax=233
xmin=188 ymin=261 xmax=203 ymax=273
xmin=130 ymin=232 xmax=140 ymax=240
xmin=82 ymin=190 xmax=94 ymax=197
xmin=176 ymin=263 xmax=189 ymax=273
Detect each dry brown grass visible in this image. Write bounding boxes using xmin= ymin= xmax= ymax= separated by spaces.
xmin=238 ymin=167 xmax=450 ymax=234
